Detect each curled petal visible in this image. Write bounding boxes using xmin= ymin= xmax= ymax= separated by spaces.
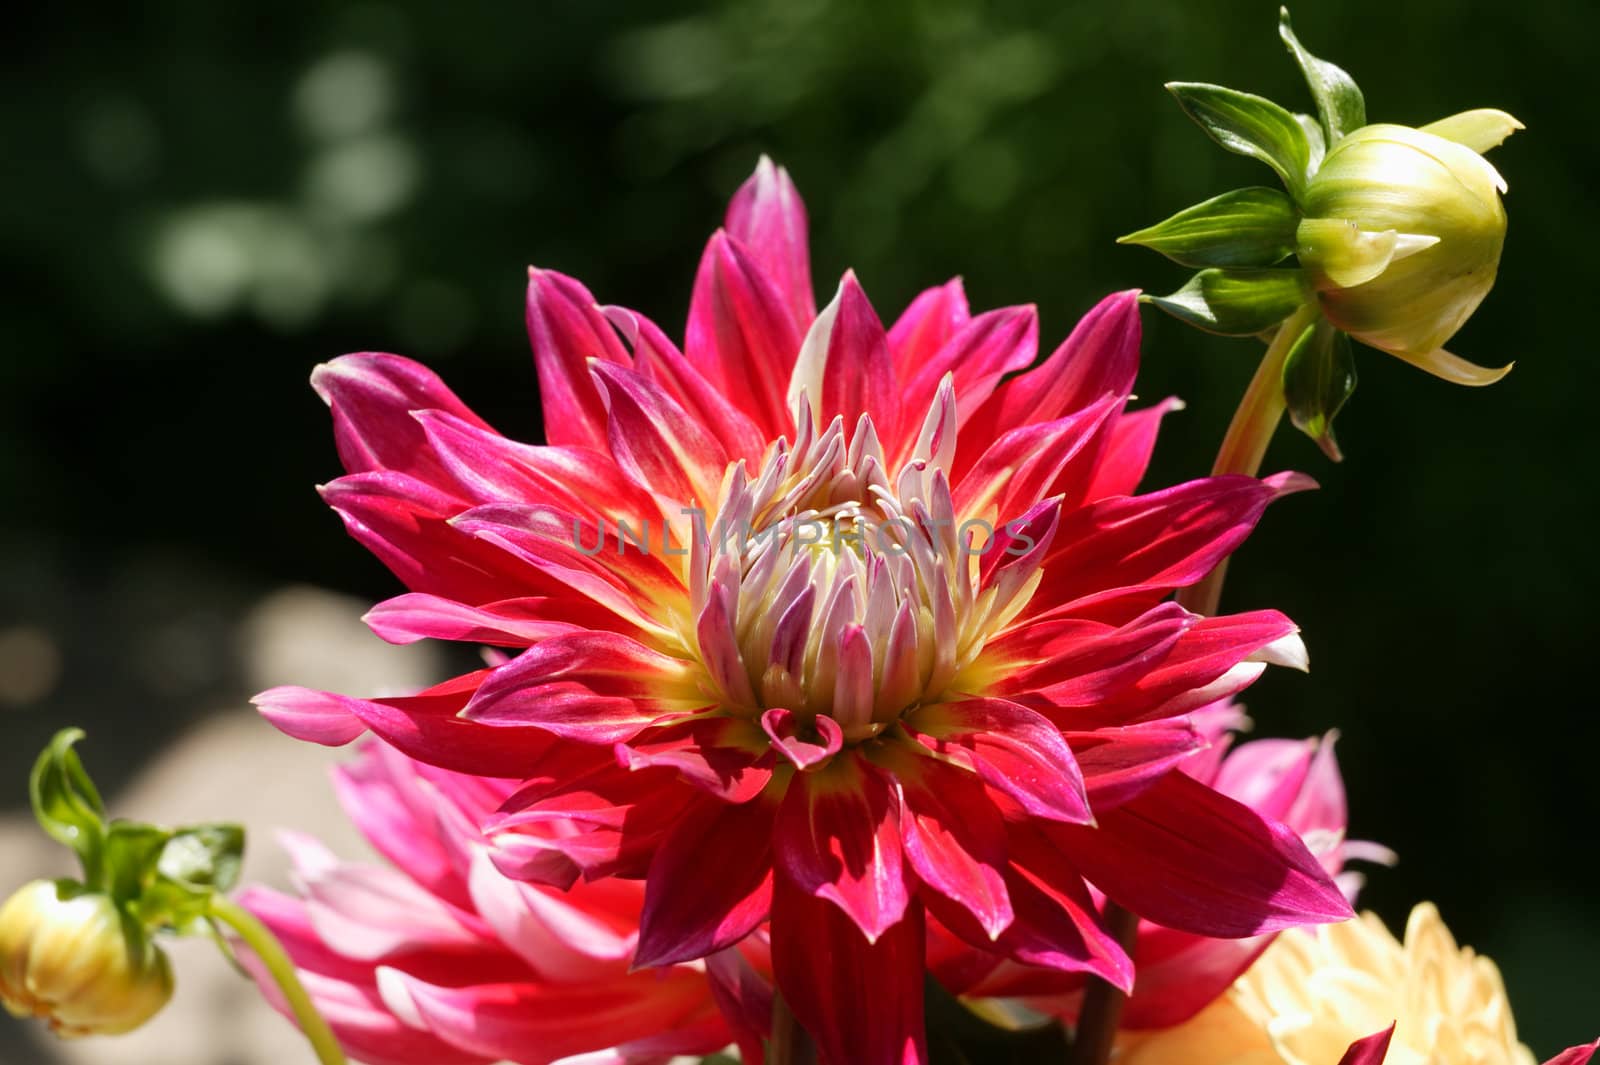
xmin=1390 ymin=345 xmax=1513 ymax=387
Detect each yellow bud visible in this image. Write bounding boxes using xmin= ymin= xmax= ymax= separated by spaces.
xmin=1298 ymin=115 xmax=1518 ymax=362
xmin=0 ymin=880 xmax=173 ymax=1038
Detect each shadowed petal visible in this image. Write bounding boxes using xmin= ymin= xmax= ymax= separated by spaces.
xmin=1049 ymin=770 xmax=1353 ymax=938
xmin=635 ymin=795 xmax=777 ymax=968
xmin=1338 ymin=1024 xmax=1396 ymax=1065
xmin=771 ymin=876 xmax=927 ymax=1065
xmin=790 ymin=272 xmax=901 ymax=448
xmin=887 ymin=277 xmax=969 ymax=382
xmin=775 ymin=751 xmax=909 ymax=940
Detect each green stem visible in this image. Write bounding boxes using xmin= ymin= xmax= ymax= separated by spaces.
xmin=1066 ymin=902 xmax=1141 ymax=1065
xmin=1177 ymin=303 xmax=1320 ymax=617
xmin=208 ymin=895 xmax=347 ymax=1065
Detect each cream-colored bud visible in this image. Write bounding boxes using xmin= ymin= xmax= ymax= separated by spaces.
xmin=0 ymin=880 xmax=173 ymax=1038
xmin=1298 ymin=117 xmax=1517 ymax=361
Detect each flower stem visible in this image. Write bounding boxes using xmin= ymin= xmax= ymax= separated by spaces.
xmin=1066 ymin=902 xmax=1140 ymax=1065
xmin=1177 ymin=303 xmax=1320 ymax=617
xmin=208 ymin=895 xmax=347 ymax=1065
xmin=769 ymin=992 xmax=815 ymax=1065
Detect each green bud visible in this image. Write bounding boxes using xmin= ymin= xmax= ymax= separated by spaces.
xmin=0 ymin=880 xmax=173 ymax=1038
xmin=1297 ymin=116 xmax=1520 ymax=378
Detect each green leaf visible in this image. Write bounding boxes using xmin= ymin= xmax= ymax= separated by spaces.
xmin=158 ymin=823 xmax=245 ymax=894
xmin=104 ymin=822 xmax=172 ymax=906
xmin=1167 ymin=82 xmax=1313 ymax=198
xmin=29 ymin=728 xmax=108 ymax=884
xmin=1283 ymin=321 xmax=1357 ymax=460
xmin=1145 ymin=268 xmax=1309 ymax=336
xmin=1119 ymin=187 xmax=1299 ymax=268
xmin=1279 ymin=8 xmax=1366 ymax=144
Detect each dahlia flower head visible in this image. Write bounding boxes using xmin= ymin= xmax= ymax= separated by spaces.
xmin=257 ymin=156 xmax=1355 ymax=1064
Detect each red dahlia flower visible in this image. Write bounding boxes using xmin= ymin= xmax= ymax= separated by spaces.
xmin=237 ymin=741 xmax=737 ymax=1065
xmin=257 ymin=157 xmax=1352 ymax=1064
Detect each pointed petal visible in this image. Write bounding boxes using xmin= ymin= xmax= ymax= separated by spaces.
xmin=1049 ymin=769 xmax=1354 ymax=938
xmin=526 ymin=268 xmax=631 ymax=451
xmin=725 ymin=156 xmax=815 ymax=329
xmin=635 ymin=796 xmax=776 ymax=967
xmin=1419 ymin=108 xmax=1523 ymax=153
xmin=989 ymin=603 xmax=1195 ymax=710
xmin=906 ymin=697 xmax=1092 ymax=825
xmin=591 ymin=360 xmax=730 ymax=511
xmin=1066 ymin=718 xmax=1207 ymax=810
xmin=685 ymin=229 xmax=803 ymax=438
xmin=873 ymin=740 xmax=1012 ymax=940
xmin=1032 ymin=473 xmax=1312 ymax=615
xmin=952 ymin=395 xmax=1123 ymax=524
xmin=363 ymin=593 xmax=611 ymax=647
xmin=790 ymin=272 xmax=901 ymax=446
xmin=887 ymin=278 xmax=970 ymax=382
xmin=618 ymin=716 xmax=775 ymax=803
xmin=1338 ymin=1024 xmax=1396 ymax=1065
xmin=899 ymin=305 xmax=1039 ymax=442
xmin=771 ymin=876 xmax=928 ymax=1065
xmin=312 ymin=352 xmax=493 ymax=485
xmin=1082 ymin=398 xmax=1184 ymax=502
xmin=609 ymin=303 xmax=768 ymax=466
xmin=462 ymin=633 xmax=706 ymax=744
xmin=1390 ymin=346 xmax=1513 ymax=387
xmin=1545 ymin=1041 xmax=1600 ymax=1065
xmin=956 ymin=290 xmax=1141 ymax=475
xmin=775 ymin=751 xmax=909 ymax=940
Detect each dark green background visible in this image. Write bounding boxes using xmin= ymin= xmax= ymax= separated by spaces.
xmin=2 ymin=0 xmax=1593 ymax=1052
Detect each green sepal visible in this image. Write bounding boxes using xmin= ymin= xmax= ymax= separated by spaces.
xmin=1145 ymin=268 xmax=1309 ymax=336
xmin=29 ymin=728 xmax=108 ymax=885
xmin=1167 ymin=82 xmax=1313 ymax=198
xmin=1282 ymin=320 xmax=1357 ymax=460
xmin=1120 ymin=187 xmax=1299 ymax=268
xmin=159 ymin=823 xmax=245 ymax=895
xmin=1279 ymin=8 xmax=1366 ymax=145
xmin=104 ymin=822 xmax=173 ymax=906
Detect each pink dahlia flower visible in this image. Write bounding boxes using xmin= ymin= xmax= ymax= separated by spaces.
xmin=236 ymin=741 xmax=736 ymax=1065
xmin=933 ymin=706 xmax=1393 ymax=1029
xmin=257 ymin=157 xmax=1353 ymax=1064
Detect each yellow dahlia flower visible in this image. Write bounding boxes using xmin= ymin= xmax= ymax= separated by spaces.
xmin=1119 ymin=902 xmax=1597 ymax=1065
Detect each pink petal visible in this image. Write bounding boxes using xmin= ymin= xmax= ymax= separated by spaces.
xmin=254 ymin=684 xmax=370 ymax=745
xmin=1065 ymin=718 xmax=1207 ymax=811
xmin=618 ymin=716 xmax=775 ymax=802
xmin=790 ymin=272 xmax=901 ymax=448
xmin=989 ymin=602 xmax=1194 ymax=710
xmin=875 ymin=740 xmax=1012 ymax=940
xmin=378 ymin=966 xmax=721 ymax=1064
xmin=1546 ymin=1041 xmax=1600 ymax=1065
xmin=775 ymin=751 xmax=910 ymax=940
xmin=1339 ymin=1024 xmax=1396 ymax=1065
xmin=634 ymin=795 xmax=776 ymax=967
xmin=725 ymin=156 xmax=815 ymax=330
xmin=951 ymin=395 xmax=1122 ymax=524
xmin=320 ymin=471 xmax=544 ymax=604
xmin=609 ymin=303 xmax=768 ymax=466
xmin=685 ymin=229 xmax=803 ymax=438
xmin=899 ymin=304 xmax=1039 ymax=445
xmin=705 ymin=948 xmax=774 ymax=1065
xmin=1031 ymin=473 xmax=1314 ymax=617
xmin=463 ymin=632 xmax=706 ymax=744
xmin=464 ymin=850 xmax=637 ymax=983
xmin=254 ymin=673 xmax=563 ymax=779
xmin=526 ymin=268 xmax=631 ymax=452
xmin=1077 ymin=610 xmax=1303 ymax=727
xmin=591 ymin=359 xmax=730 ymax=511
xmin=887 ymin=277 xmax=970 ymax=382
xmin=312 ymin=352 xmax=493 ymax=486
xmin=363 ymin=593 xmax=601 ymax=647
xmin=1082 ymin=397 xmax=1184 ymax=502
xmin=905 ymin=697 xmax=1092 ymax=825
xmin=1049 ymin=769 xmax=1354 ymax=938
xmin=761 ymin=707 xmax=844 ymax=771
xmin=771 ymin=876 xmax=928 ymax=1065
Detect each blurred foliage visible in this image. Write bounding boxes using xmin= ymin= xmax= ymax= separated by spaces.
xmin=1 ymin=0 xmax=1595 ymax=1051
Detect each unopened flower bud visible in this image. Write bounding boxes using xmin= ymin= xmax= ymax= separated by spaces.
xmin=0 ymin=880 xmax=173 ymax=1038
xmin=1298 ymin=113 xmax=1520 ymax=371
